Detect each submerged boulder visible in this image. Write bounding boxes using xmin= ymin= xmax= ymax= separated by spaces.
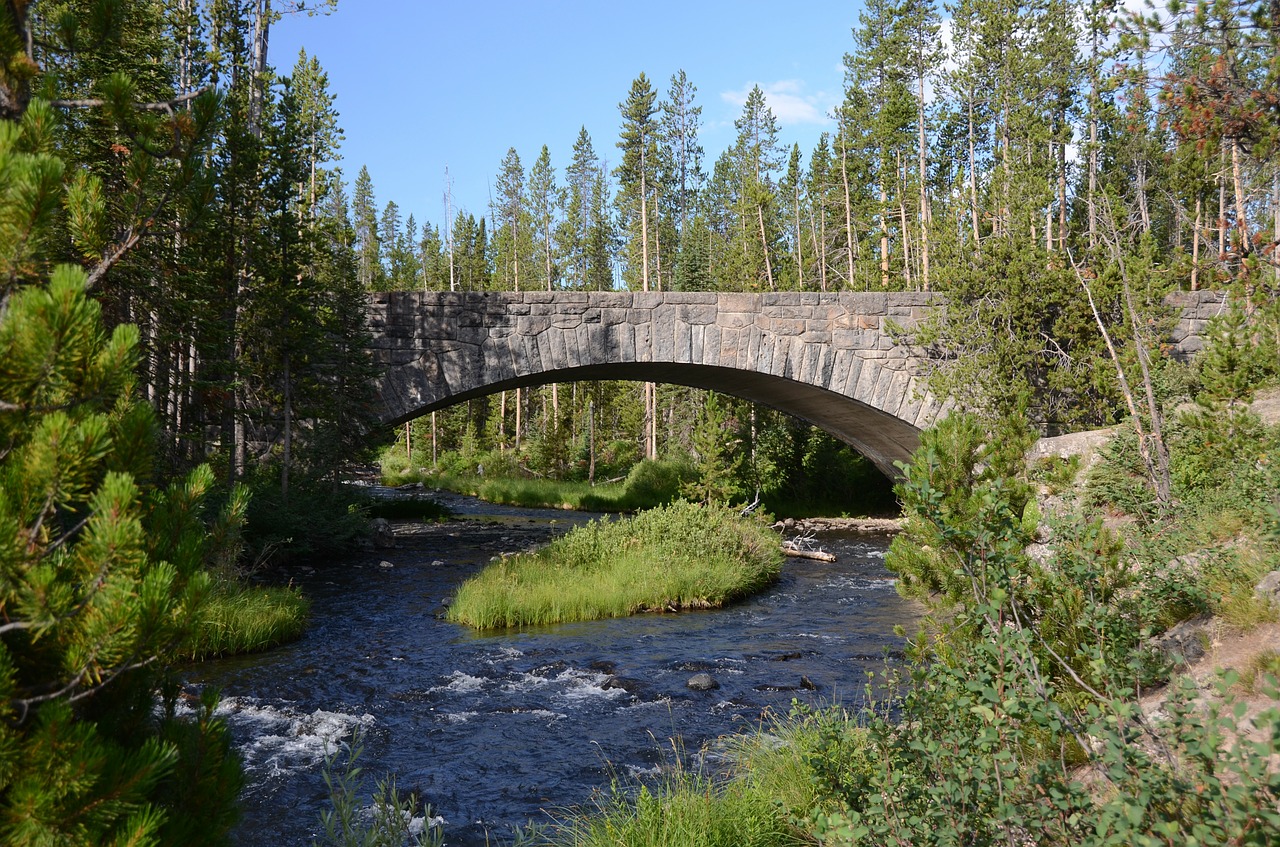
xmin=686 ymin=672 xmax=720 ymax=692
xmin=371 ymin=517 xmax=396 ymax=549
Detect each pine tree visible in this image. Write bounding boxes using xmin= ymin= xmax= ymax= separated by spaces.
xmin=492 ymin=146 xmax=531 ymax=291
xmin=527 ymin=145 xmax=561 ymax=292
xmin=616 ymin=73 xmax=660 ymax=293
xmin=352 ymin=165 xmax=381 ymax=289
xmin=0 ymin=36 xmax=240 ymax=844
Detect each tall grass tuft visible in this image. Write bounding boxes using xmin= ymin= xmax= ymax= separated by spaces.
xmin=183 ymin=582 xmax=310 ymax=659
xmin=537 ymin=736 xmax=810 ymax=847
xmin=447 ymin=500 xmax=782 ymax=629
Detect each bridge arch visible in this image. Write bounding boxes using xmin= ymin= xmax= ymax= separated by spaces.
xmin=367 ymin=291 xmax=948 ymax=477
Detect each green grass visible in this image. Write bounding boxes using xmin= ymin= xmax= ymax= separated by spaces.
xmin=447 ymin=500 xmax=783 ymax=629
xmin=418 ymin=473 xmax=629 ymax=511
xmin=540 ymin=773 xmax=808 ymax=847
xmin=530 ymin=711 xmax=860 ymax=847
xmin=182 ymin=582 xmax=310 ymax=659
xmin=382 ymin=457 xmax=697 ymax=513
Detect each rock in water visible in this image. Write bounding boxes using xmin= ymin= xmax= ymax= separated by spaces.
xmin=686 ymin=672 xmax=719 ymax=691
xmin=371 ymin=517 xmax=396 ymax=549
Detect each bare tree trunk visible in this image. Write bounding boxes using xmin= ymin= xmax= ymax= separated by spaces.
xmin=1058 ymin=137 xmax=1068 ymax=251
xmin=431 ymin=411 xmax=438 ymax=466
xmin=794 ymin=181 xmax=805 ymax=289
xmin=588 ymin=397 xmax=596 ymax=485
xmin=1230 ymin=138 xmax=1249 ymax=255
xmin=1274 ymin=170 xmax=1280 ymax=286
xmin=880 ymin=176 xmax=890 ymax=287
xmin=1192 ymin=193 xmax=1202 ymax=291
xmin=1073 ymin=254 xmax=1171 ymax=508
xmin=968 ymin=97 xmax=981 ymax=245
xmin=757 ymin=203 xmax=775 ymax=290
xmin=841 ymin=130 xmax=856 ymax=289
xmin=283 ymin=351 xmax=292 ymax=502
xmin=1088 ymin=22 xmax=1100 ymax=250
xmin=1219 ymin=142 xmax=1228 ymax=257
xmin=918 ymin=71 xmax=930 ymax=290
xmin=499 ymin=390 xmax=507 ymax=453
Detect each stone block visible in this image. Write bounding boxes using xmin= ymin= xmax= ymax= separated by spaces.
xmin=719 ymin=311 xmax=755 ymax=329
xmin=548 ymin=326 xmax=570 ymax=370
xmin=719 ymin=292 xmax=760 ymax=313
xmin=677 ymin=303 xmax=718 ymax=325
xmin=662 ymin=292 xmax=718 ymax=304
xmin=690 ymin=324 xmax=704 ymax=363
xmin=756 ymin=333 xmax=775 ymax=374
xmin=598 ymin=308 xmax=628 ymax=327
xmin=635 ymin=323 xmax=654 ymax=362
xmin=516 ymin=315 xmax=552 ymax=336
xmin=703 ymin=325 xmax=721 ymax=366
xmin=744 ymin=327 xmax=762 ymax=370
xmin=854 ymin=359 xmax=882 ymax=403
xmin=674 ymin=321 xmax=692 ymax=363
xmin=631 ymin=291 xmax=664 ymax=309
xmin=767 ymin=318 xmax=807 ymax=336
xmin=719 ymin=327 xmax=741 ymax=366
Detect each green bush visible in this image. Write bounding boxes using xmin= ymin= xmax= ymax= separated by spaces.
xmin=580 ymin=457 xmax=698 ymax=511
xmin=447 ymin=500 xmax=782 ymax=629
xmin=243 ymin=473 xmax=371 ymax=564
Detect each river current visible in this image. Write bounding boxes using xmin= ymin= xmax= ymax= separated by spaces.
xmin=186 ymin=494 xmax=918 ymax=846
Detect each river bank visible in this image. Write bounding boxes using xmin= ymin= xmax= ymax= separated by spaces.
xmin=188 ymin=494 xmax=919 ymax=847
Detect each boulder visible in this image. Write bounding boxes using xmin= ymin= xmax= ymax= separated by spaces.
xmin=1151 ymin=614 xmax=1212 ymax=666
xmin=370 ymin=517 xmax=396 ymax=549
xmin=1255 ymin=570 xmax=1280 ymax=611
xmin=686 ymin=672 xmax=720 ymax=692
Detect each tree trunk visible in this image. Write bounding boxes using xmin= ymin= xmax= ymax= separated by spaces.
xmin=1218 ymin=143 xmax=1228 ymax=257
xmin=282 ymin=350 xmax=292 ymax=503
xmin=918 ymin=70 xmax=930 ymax=290
xmin=1192 ymin=193 xmax=1202 ymax=291
xmin=757 ymin=202 xmax=775 ymax=290
xmin=968 ymin=96 xmax=981 ymax=245
xmin=794 ymin=182 xmax=804 ymax=289
xmin=841 ymin=129 xmax=856 ymax=289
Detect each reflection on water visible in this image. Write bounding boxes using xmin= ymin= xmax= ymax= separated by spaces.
xmin=187 ymin=502 xmax=917 ymax=846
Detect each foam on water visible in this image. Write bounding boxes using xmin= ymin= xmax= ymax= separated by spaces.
xmin=214 ymin=697 xmax=374 ymax=777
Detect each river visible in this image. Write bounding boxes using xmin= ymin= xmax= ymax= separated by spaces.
xmin=185 ymin=493 xmax=919 ymax=846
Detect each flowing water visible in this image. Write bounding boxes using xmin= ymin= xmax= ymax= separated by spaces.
xmin=186 ymin=494 xmax=919 ymax=846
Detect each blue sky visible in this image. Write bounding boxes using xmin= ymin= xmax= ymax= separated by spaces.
xmin=271 ymin=1 xmax=867 ymax=231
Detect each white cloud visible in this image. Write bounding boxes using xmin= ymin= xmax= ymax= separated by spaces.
xmin=720 ymin=80 xmax=837 ymax=127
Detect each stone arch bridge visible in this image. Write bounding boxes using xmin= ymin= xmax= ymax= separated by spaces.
xmin=366 ymin=290 xmax=1222 ymax=478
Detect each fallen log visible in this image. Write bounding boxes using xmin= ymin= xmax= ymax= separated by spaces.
xmin=781 ymin=544 xmax=836 ymax=562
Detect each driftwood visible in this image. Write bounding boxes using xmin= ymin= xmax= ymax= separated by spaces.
xmin=782 ymin=545 xmax=837 ymax=562
xmin=781 ymin=533 xmax=836 ymax=562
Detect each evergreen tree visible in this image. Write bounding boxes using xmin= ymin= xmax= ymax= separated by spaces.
xmin=352 ymin=165 xmax=380 ymax=289
xmin=492 ymin=146 xmax=531 ymax=291
xmin=527 ymin=145 xmax=561 ymax=291
xmin=616 ymin=73 xmax=660 ymax=293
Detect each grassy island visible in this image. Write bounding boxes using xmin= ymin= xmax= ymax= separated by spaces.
xmin=447 ymin=500 xmax=783 ymax=629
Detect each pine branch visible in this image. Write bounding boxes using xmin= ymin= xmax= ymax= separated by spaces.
xmin=49 ymin=85 xmax=211 ymax=114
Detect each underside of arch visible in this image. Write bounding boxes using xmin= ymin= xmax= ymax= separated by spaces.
xmin=381 ymin=361 xmax=921 ymax=479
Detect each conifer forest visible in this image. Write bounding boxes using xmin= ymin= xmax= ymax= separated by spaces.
xmin=1 ymin=0 xmax=1279 ymax=845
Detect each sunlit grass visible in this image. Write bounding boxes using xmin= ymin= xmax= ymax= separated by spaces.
xmin=447 ymin=500 xmax=782 ymax=629
xmin=183 ymin=582 xmax=310 ymax=659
